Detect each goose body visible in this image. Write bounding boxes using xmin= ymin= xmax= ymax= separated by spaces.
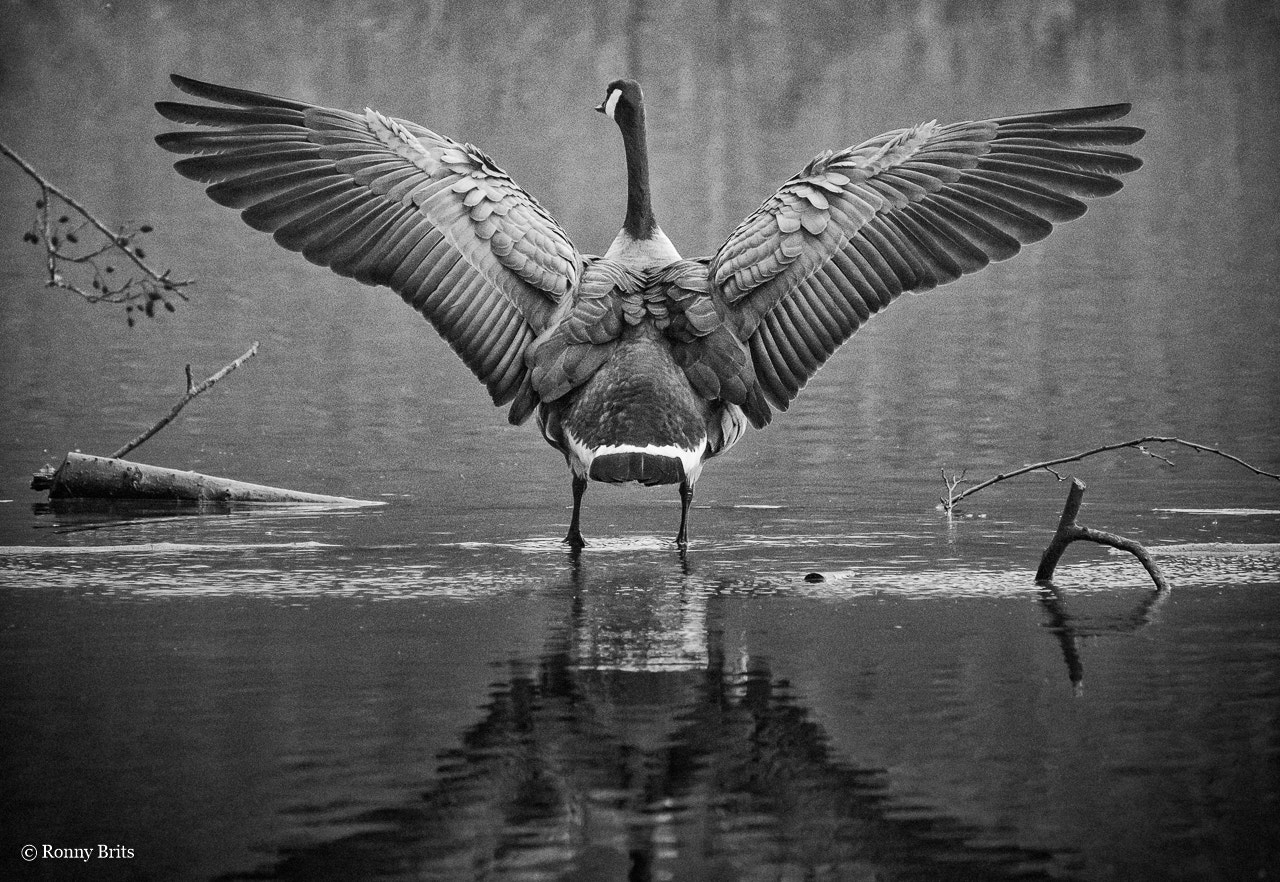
xmin=156 ymin=76 xmax=1145 ymax=547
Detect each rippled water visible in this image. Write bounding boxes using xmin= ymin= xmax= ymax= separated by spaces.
xmin=2 ymin=1 xmax=1279 ymax=880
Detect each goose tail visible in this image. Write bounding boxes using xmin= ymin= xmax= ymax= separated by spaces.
xmin=590 ymin=451 xmax=686 ymax=486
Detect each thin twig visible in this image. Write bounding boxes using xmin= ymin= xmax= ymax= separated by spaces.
xmin=939 ymin=467 xmax=969 ymax=511
xmin=1 ymin=138 xmax=193 ymax=312
xmin=110 ymin=342 xmax=260 ymax=459
xmin=1135 ymin=444 xmax=1176 ymax=467
xmin=940 ymin=436 xmax=1280 ymax=511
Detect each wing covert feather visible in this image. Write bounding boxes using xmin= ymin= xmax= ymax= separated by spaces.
xmin=157 ymin=74 xmax=583 ymax=424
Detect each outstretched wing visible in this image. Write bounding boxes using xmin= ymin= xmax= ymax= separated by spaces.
xmin=709 ymin=104 xmax=1145 ymax=426
xmin=156 ymin=75 xmax=582 ymax=424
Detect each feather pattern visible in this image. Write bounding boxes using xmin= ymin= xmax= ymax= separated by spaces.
xmin=525 ymin=257 xmax=753 ymax=409
xmin=156 ymin=74 xmax=582 ymax=423
xmin=709 ymin=103 xmax=1144 ymax=422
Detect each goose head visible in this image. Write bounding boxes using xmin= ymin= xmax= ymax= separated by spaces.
xmin=595 ymin=79 xmax=644 ymax=123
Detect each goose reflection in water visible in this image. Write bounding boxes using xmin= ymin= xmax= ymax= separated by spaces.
xmin=225 ymin=560 xmax=1086 ymax=882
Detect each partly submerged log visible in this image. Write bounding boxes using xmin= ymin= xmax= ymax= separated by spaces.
xmin=32 ymin=452 xmax=382 ymax=506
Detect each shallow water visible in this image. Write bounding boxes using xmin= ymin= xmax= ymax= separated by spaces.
xmin=2 ymin=1 xmax=1279 ymax=880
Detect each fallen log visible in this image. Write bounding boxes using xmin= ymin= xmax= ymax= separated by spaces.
xmin=32 ymin=452 xmax=382 ymax=506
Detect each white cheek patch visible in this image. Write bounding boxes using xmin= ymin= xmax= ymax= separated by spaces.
xmin=604 ymin=88 xmax=621 ymax=119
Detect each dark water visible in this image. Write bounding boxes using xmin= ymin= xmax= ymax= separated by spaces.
xmin=2 ymin=1 xmax=1279 ymax=879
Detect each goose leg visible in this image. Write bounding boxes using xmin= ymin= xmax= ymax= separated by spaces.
xmin=676 ymin=479 xmax=693 ymax=548
xmin=565 ymin=474 xmax=588 ymax=548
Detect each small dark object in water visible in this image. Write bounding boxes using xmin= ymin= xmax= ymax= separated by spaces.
xmin=804 ymin=572 xmax=825 ymax=583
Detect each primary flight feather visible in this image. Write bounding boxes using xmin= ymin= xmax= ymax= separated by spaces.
xmin=156 ymin=75 xmax=1144 ymax=547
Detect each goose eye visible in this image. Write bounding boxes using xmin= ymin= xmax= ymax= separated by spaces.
xmin=603 ymin=88 xmax=622 ymax=119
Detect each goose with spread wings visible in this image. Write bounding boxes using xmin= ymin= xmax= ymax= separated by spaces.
xmin=156 ymin=76 xmax=1144 ymax=548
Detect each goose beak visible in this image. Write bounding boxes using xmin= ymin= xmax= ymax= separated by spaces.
xmin=594 ymin=101 xmax=607 ymax=115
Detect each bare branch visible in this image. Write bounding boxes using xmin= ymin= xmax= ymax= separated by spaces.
xmin=1036 ymin=478 xmax=1170 ymax=592
xmin=1135 ymin=444 xmax=1176 ymax=467
xmin=938 ymin=468 xmax=969 ymax=511
xmin=110 ymin=343 xmax=260 ymax=459
xmin=940 ymin=436 xmax=1280 ymax=511
xmin=2 ymin=138 xmax=194 ymax=319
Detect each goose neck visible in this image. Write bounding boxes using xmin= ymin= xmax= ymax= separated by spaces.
xmin=619 ymin=106 xmax=657 ymax=240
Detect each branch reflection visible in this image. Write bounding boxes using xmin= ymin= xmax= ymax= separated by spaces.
xmin=1038 ymin=578 xmax=1169 ymax=695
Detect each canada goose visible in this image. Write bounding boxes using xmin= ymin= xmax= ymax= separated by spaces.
xmin=156 ymin=76 xmax=1144 ymax=548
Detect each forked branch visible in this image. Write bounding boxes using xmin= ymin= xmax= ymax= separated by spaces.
xmin=1036 ymin=478 xmax=1170 ymax=591
xmin=110 ymin=342 xmax=260 ymax=459
xmin=940 ymin=436 xmax=1279 ymax=512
